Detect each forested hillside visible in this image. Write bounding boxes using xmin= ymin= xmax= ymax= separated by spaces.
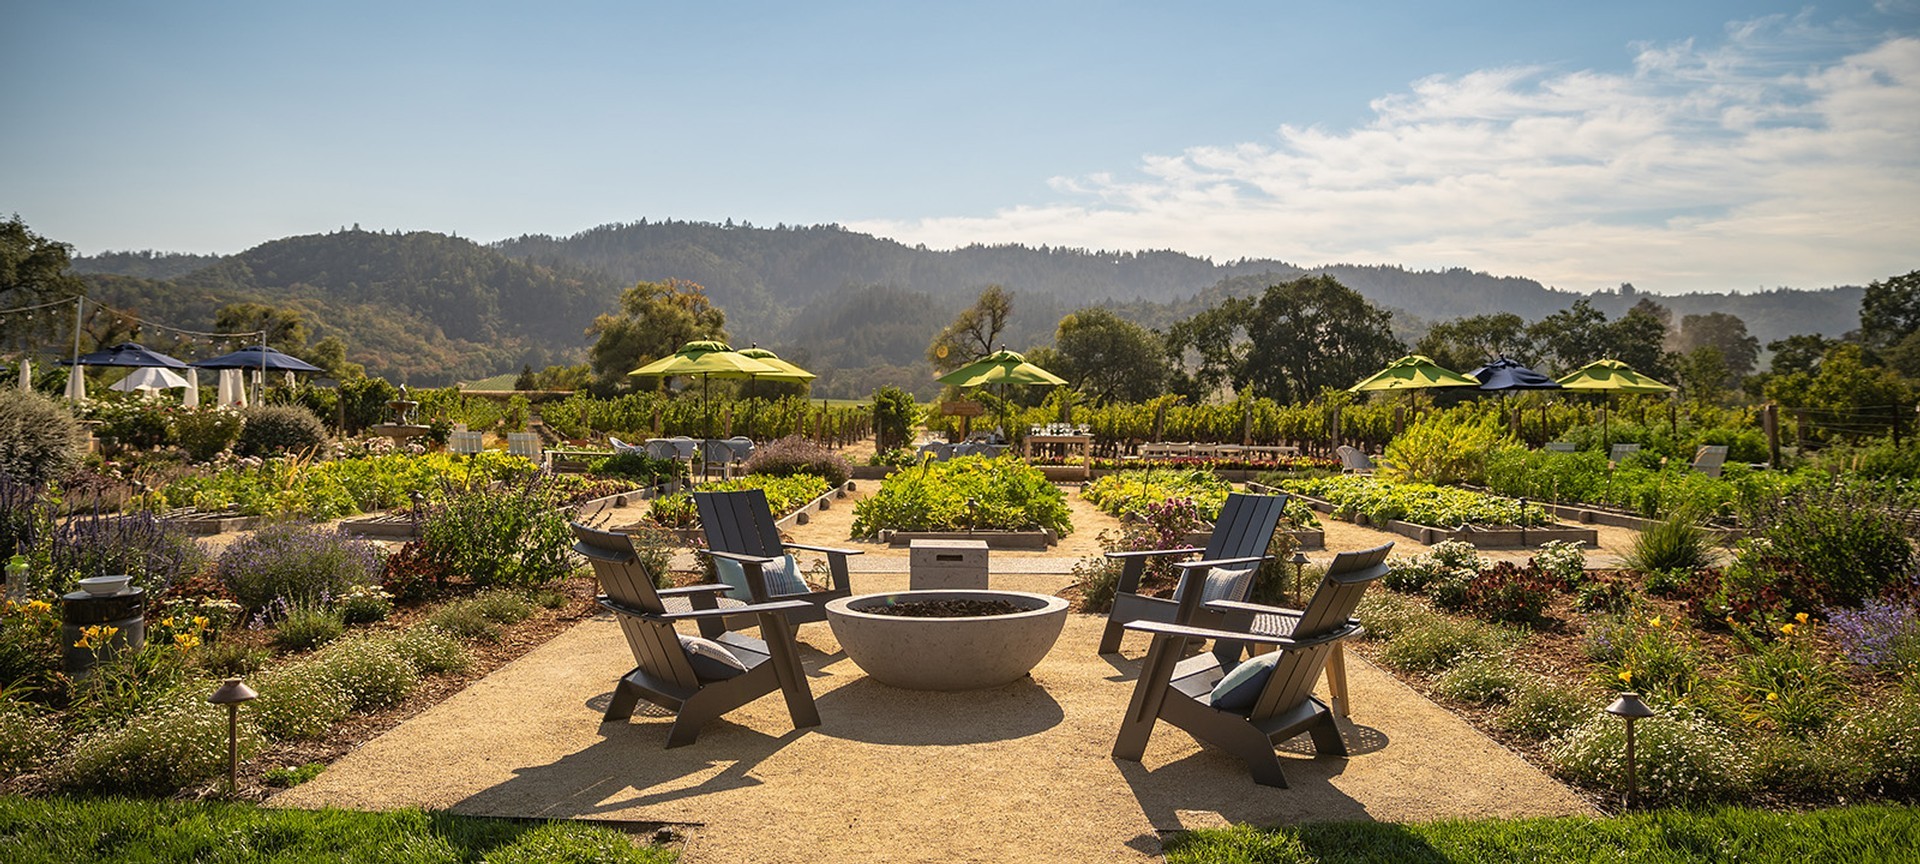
xmin=69 ymin=219 xmax=1868 ymax=394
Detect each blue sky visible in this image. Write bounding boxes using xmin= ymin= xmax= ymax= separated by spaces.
xmin=4 ymin=1 xmax=1916 ymax=294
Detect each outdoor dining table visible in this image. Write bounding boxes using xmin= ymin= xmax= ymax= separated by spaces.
xmin=1022 ymin=433 xmax=1093 ymax=478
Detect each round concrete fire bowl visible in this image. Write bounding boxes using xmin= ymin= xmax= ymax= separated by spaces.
xmin=825 ymin=590 xmax=1069 ymax=691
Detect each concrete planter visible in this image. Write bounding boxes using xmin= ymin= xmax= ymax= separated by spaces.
xmin=825 ymin=590 xmax=1069 ymax=691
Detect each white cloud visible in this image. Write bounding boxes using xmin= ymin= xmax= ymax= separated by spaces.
xmin=851 ymin=19 xmax=1920 ymax=293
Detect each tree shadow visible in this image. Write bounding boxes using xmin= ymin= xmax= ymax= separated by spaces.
xmin=810 ymin=676 xmax=1066 ymax=745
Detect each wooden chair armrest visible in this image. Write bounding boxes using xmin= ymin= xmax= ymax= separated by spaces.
xmin=785 ymin=541 xmax=864 ymax=557
xmin=1172 ymin=554 xmax=1274 ymax=572
xmin=700 ymin=549 xmax=782 ymax=565
xmin=657 ymin=583 xmax=733 ymax=598
xmin=1123 ymin=618 xmax=1358 ymax=648
xmin=1104 ymin=546 xmax=1203 ymax=561
xmin=599 ymin=595 xmax=809 ymax=621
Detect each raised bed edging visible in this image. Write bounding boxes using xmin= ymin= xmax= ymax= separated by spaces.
xmin=774 ymin=481 xmax=857 ymax=531
xmin=1287 ymin=493 xmax=1600 ymax=549
xmin=878 ymin=529 xmax=1057 ymax=550
xmin=158 ymin=510 xmax=268 ymax=536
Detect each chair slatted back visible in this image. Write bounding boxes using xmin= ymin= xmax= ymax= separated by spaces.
xmin=507 ymin=432 xmax=542 ymax=459
xmin=694 ymin=489 xmax=785 ymax=559
xmin=1204 ymin=493 xmax=1290 ymax=561
xmin=1291 ymin=542 xmax=1394 ymax=637
xmin=1336 ymin=445 xmax=1371 ymax=472
xmin=1247 ymin=542 xmax=1393 ymax=719
xmin=570 ymin=523 xmax=698 ymax=692
xmin=1693 ymin=444 xmax=1729 ymax=477
xmin=1610 ymin=443 xmax=1641 ymax=462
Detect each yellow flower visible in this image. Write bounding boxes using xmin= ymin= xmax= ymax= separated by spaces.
xmin=161 ymin=616 xmax=177 ymax=629
xmin=1618 ymin=670 xmax=1633 ymax=684
xmin=173 ymin=633 xmax=201 ymax=651
xmin=1781 ymin=623 xmax=1796 ymax=636
xmin=1795 ymin=612 xmax=1809 ymax=625
xmin=192 ymin=615 xmax=209 ymax=630
xmin=25 ymin=600 xmax=52 ymax=615
xmin=1648 ymin=616 xmax=1663 ymax=628
xmin=1766 ymin=692 xmax=1779 ymax=702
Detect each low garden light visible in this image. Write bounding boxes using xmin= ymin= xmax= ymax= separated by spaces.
xmin=1289 ymin=551 xmax=1311 ymax=603
xmin=1605 ymin=691 xmax=1655 ymax=808
xmin=207 ymin=677 xmax=259 ymax=792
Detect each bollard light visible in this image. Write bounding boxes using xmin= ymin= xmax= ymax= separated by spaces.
xmin=1289 ymin=551 xmax=1312 ymax=604
xmin=1605 ymin=691 xmax=1655 ymax=808
xmin=207 ymin=677 xmax=259 ymax=792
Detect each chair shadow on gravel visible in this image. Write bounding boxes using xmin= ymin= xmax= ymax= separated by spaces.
xmin=1116 ymin=744 xmax=1374 ymax=831
xmin=809 ymin=676 xmax=1066 ymax=745
xmin=452 ymin=713 xmax=811 ymax=819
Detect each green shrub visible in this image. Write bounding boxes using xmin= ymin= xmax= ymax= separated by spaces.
xmin=740 ymin=434 xmax=851 ymax=487
xmin=335 ymin=584 xmax=394 ymax=625
xmin=1827 ymin=689 xmax=1920 ymax=797
xmin=0 ymin=390 xmax=89 ymax=486
xmin=65 ymin=642 xmax=195 ymax=730
xmin=1459 ymin=561 xmax=1559 ymax=625
xmin=1550 ymin=711 xmax=1751 ymax=806
xmin=873 ymin=386 xmax=917 ymax=452
xmin=1494 ymin=678 xmax=1596 ymax=742
xmin=88 ymin=398 xmax=175 ymax=451
xmin=0 ymin=596 xmax=62 ymax=692
xmin=1380 ymin=413 xmax=1510 ymax=486
xmin=419 ymin=471 xmax=572 ymax=589
xmin=585 ymin=451 xmax=684 ymax=484
xmin=1433 ymin=656 xmax=1523 ymax=705
xmin=315 ymin=637 xmax=419 ymax=711
xmin=430 ymin=601 xmax=501 ymax=641
xmin=1720 ymin=625 xmax=1846 ymax=735
xmin=62 ymin=690 xmax=266 ymax=795
xmin=193 ymin=641 xmax=266 ymax=679
xmin=251 ymin=662 xmax=351 ymax=740
xmin=851 ymin=455 xmax=1072 ymax=537
xmin=273 ymin=603 xmax=345 ymax=652
xmin=0 ymin=699 xmax=61 ymax=777
xmin=263 ymin=761 xmax=327 ymax=788
xmin=1741 ymin=481 xmax=1914 ymax=608
xmin=1586 ymin=613 xmax=1707 ymax=703
xmin=1531 ymin=539 xmax=1588 ymax=589
xmin=1624 ymin=510 xmax=1711 ymax=573
xmin=1354 ymin=591 xmax=1439 ymax=641
xmin=391 ymin=625 xmax=471 ymax=675
xmin=234 ymin=403 xmax=328 ymax=457
xmin=1379 ymin=617 xmax=1510 ymax=674
xmin=470 ymin=589 xmax=534 ymax=624
xmin=217 ymin=521 xmax=384 ymax=612
xmin=1384 ymin=540 xmax=1482 ymax=594
xmin=1069 ymin=546 xmax=1125 ymax=614
xmin=173 ymin=407 xmax=245 ymax=461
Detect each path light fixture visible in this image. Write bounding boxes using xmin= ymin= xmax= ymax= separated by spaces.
xmin=966 ymin=497 xmax=979 ymax=535
xmin=1289 ymin=551 xmax=1312 ymax=604
xmin=207 ymin=677 xmax=258 ymax=792
xmin=1605 ymin=691 xmax=1655 ymax=808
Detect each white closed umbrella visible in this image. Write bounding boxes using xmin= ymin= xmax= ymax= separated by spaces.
xmin=111 ymin=366 xmax=191 ymax=393
xmin=182 ymin=367 xmax=199 ymax=408
xmin=16 ymin=358 xmax=29 ymax=392
xmin=64 ymin=367 xmax=86 ymax=403
xmin=217 ymin=368 xmax=246 ymax=407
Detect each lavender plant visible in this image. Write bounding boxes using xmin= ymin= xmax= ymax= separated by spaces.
xmin=1828 ymin=598 xmax=1920 ymax=674
xmin=216 ymin=522 xmax=383 ymax=612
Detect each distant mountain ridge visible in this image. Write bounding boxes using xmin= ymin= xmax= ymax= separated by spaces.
xmin=73 ymin=220 xmax=1866 ymax=393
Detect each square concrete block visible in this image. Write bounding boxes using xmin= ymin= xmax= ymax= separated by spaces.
xmin=910 ymin=539 xmax=989 ymax=590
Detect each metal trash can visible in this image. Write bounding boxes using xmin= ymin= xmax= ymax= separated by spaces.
xmin=61 ymin=587 xmax=146 ymax=676
xmin=910 ymin=539 xmax=990 ymax=590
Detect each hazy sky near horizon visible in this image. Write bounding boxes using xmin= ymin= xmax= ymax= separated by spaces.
xmin=4 ymin=1 xmax=1916 ymax=294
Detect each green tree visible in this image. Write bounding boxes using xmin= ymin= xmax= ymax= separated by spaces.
xmin=1608 ymin=298 xmax=1673 ymax=379
xmin=1672 ymin=344 xmax=1731 ymax=404
xmin=1241 ymin=276 xmax=1402 ymax=403
xmin=1527 ymin=299 xmax=1611 ymax=374
xmin=1767 ymin=334 xmax=1834 ymax=377
xmin=586 ymin=278 xmax=726 ymax=393
xmin=1049 ymin=307 xmax=1171 ymax=402
xmin=1765 ymin=343 xmax=1912 ymax=441
xmin=1415 ymin=312 xmax=1532 ymax=372
xmin=1859 ymin=269 xmax=1920 ymax=349
xmin=306 ymin=335 xmax=364 ymax=379
xmin=215 ymin=302 xmax=310 ymax=354
xmin=1166 ymin=297 xmax=1254 ymax=400
xmin=927 ymin=285 xmax=1013 ymax=373
xmin=0 ymin=215 xmax=86 ymax=347
xmin=1675 ymin=312 xmax=1759 ymax=381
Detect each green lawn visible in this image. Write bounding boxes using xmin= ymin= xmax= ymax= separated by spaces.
xmin=1166 ymin=804 xmax=1920 ymax=863
xmin=0 ymin=796 xmax=675 ymax=864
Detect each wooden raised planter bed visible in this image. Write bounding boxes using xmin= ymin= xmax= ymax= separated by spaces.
xmin=343 ymin=483 xmax=663 ymax=540
xmin=157 ymin=508 xmax=268 ymax=535
xmin=1290 ymin=494 xmax=1599 ymax=550
xmin=625 ymin=481 xmax=856 ymax=542
xmin=877 ymin=529 xmax=1056 ymax=550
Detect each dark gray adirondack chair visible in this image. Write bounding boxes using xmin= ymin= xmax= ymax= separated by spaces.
xmin=1112 ymin=542 xmax=1393 ymax=787
xmin=693 ymin=488 xmax=862 ymax=626
xmin=572 ymin=523 xmax=820 ymax=747
xmin=1098 ymin=492 xmax=1290 ymax=655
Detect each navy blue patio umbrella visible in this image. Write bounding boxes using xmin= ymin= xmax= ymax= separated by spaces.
xmin=189 ymin=345 xmax=323 ymax=373
xmin=60 ymin=342 xmax=190 ymax=370
xmin=1467 ymin=356 xmax=1561 ymax=391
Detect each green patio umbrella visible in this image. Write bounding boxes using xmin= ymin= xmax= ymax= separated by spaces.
xmin=935 ymin=349 xmax=1066 ymax=439
xmin=629 ymin=339 xmax=781 ymax=437
xmin=1555 ymin=359 xmax=1675 ymax=448
xmin=1348 ymin=354 xmax=1480 ymax=392
xmin=735 ymin=345 xmax=816 ymax=401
